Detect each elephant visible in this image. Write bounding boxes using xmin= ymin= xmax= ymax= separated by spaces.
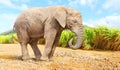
xmin=14 ymin=6 xmax=83 ymax=61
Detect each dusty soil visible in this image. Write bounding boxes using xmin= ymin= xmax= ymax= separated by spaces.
xmin=0 ymin=44 xmax=120 ymax=70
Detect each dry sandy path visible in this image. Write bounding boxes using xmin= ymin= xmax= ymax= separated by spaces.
xmin=0 ymin=44 xmax=120 ymax=70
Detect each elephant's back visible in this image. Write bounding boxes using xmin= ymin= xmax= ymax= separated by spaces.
xmin=16 ymin=6 xmax=67 ymax=21
xmin=14 ymin=8 xmax=46 ymax=38
xmin=15 ymin=7 xmax=47 ymax=28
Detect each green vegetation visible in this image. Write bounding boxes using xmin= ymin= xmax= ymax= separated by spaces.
xmin=57 ymin=26 xmax=120 ymax=51
xmin=0 ymin=34 xmax=17 ymax=44
xmin=0 ymin=26 xmax=120 ymax=51
xmin=58 ymin=30 xmax=76 ymax=47
xmin=83 ymin=26 xmax=120 ymax=50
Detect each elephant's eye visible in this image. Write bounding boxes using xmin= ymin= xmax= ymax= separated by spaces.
xmin=73 ymin=20 xmax=77 ymax=23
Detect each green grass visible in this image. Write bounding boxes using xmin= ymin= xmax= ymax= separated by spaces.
xmin=58 ymin=30 xmax=76 ymax=47
xmin=83 ymin=26 xmax=120 ymax=50
xmin=1 ymin=26 xmax=120 ymax=51
xmin=58 ymin=26 xmax=120 ymax=50
xmin=0 ymin=34 xmax=17 ymax=44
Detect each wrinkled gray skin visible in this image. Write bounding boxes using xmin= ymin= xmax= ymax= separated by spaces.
xmin=14 ymin=6 xmax=83 ymax=61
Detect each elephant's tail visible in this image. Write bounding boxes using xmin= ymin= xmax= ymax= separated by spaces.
xmin=9 ymin=27 xmax=16 ymax=43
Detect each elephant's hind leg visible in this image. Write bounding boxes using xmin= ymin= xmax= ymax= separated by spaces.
xmin=20 ymin=42 xmax=30 ymax=60
xmin=16 ymin=29 xmax=30 ymax=60
xmin=29 ymin=40 xmax=41 ymax=60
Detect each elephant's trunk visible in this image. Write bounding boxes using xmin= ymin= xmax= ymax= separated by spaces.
xmin=69 ymin=26 xmax=83 ymax=49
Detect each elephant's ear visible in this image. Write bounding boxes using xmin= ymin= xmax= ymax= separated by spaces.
xmin=54 ymin=8 xmax=66 ymax=28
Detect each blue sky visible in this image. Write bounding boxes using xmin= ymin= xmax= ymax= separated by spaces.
xmin=0 ymin=0 xmax=120 ymax=33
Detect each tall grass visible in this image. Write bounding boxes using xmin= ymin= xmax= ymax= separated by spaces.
xmin=58 ymin=26 xmax=120 ymax=51
xmin=0 ymin=34 xmax=17 ymax=44
xmin=0 ymin=26 xmax=120 ymax=51
xmin=90 ymin=26 xmax=120 ymax=50
xmin=58 ymin=30 xmax=76 ymax=47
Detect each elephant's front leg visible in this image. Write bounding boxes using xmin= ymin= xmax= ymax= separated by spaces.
xmin=48 ymin=31 xmax=61 ymax=58
xmin=40 ymin=29 xmax=57 ymax=61
xmin=29 ymin=40 xmax=41 ymax=60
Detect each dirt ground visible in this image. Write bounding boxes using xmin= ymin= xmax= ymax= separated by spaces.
xmin=0 ymin=44 xmax=120 ymax=70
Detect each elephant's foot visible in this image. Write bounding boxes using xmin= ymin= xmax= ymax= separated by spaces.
xmin=22 ymin=56 xmax=30 ymax=60
xmin=40 ymin=56 xmax=50 ymax=61
xmin=35 ymin=55 xmax=41 ymax=60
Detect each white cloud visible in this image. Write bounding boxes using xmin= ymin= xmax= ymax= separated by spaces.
xmin=13 ymin=0 xmax=30 ymax=3
xmin=105 ymin=15 xmax=120 ymax=28
xmin=0 ymin=13 xmax=18 ymax=33
xmin=68 ymin=0 xmax=98 ymax=8
xmin=0 ymin=0 xmax=15 ymax=8
xmin=0 ymin=13 xmax=18 ymax=22
xmin=103 ymin=0 xmax=120 ymax=10
xmin=84 ymin=15 xmax=120 ymax=28
xmin=83 ymin=21 xmax=94 ymax=27
xmin=0 ymin=0 xmax=29 ymax=10
xmin=17 ymin=4 xmax=28 ymax=10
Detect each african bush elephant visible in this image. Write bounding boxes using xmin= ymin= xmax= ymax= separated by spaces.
xmin=14 ymin=6 xmax=83 ymax=61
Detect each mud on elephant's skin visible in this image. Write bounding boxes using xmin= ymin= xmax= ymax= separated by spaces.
xmin=14 ymin=6 xmax=83 ymax=61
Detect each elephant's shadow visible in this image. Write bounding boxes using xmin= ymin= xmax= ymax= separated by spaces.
xmin=0 ymin=55 xmax=22 ymax=60
xmin=0 ymin=55 xmax=42 ymax=61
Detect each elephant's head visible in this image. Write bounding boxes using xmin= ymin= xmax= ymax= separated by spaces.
xmin=54 ymin=6 xmax=83 ymax=49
